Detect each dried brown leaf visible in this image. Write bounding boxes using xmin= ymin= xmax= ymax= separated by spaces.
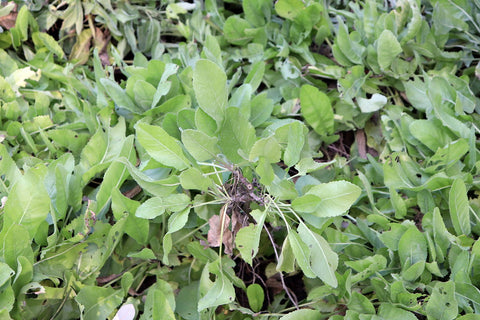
xmin=207 ymin=205 xmax=234 ymax=254
xmin=94 ymin=27 xmax=111 ymax=66
xmin=356 ymin=129 xmax=367 ymax=159
xmin=0 ymin=2 xmax=16 ymax=30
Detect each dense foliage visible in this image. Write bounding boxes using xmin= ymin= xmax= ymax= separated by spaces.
xmin=0 ymin=0 xmax=480 ymax=319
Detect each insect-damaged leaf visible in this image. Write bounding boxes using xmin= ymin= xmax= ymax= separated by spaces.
xmin=425 ymin=281 xmax=458 ymax=320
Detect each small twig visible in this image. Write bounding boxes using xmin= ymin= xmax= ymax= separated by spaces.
xmin=263 ymin=224 xmax=299 ymax=309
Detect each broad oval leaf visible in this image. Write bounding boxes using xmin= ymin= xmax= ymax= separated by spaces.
xmin=181 ymin=129 xmax=220 ymax=162
xmin=300 ymin=85 xmax=334 ymax=136
xmin=219 ymin=107 xmax=256 ymax=164
xmin=425 ymin=281 xmax=458 ymax=320
xmin=293 ymin=181 xmax=361 ymax=217
xmin=398 ymin=227 xmax=427 ymax=267
xmin=136 ymin=194 xmax=190 ymax=219
xmin=246 ymin=284 xmax=264 ymax=312
xmin=2 ymin=169 xmax=50 ymax=239
xmin=193 ymin=59 xmax=227 ymax=124
xmin=136 ymin=122 xmax=189 ymax=170
xmin=377 ymin=30 xmax=402 ymax=70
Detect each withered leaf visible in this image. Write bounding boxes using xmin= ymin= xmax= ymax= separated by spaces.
xmin=207 ymin=204 xmax=233 ymax=254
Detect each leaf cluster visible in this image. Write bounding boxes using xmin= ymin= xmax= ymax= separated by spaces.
xmin=0 ymin=0 xmax=479 ymax=319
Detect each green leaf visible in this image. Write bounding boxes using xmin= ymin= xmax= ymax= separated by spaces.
xmin=75 ymin=286 xmax=123 ymax=320
xmin=402 ymin=260 xmax=425 ymax=282
xmin=193 ymin=59 xmax=227 ymax=124
xmin=3 ymin=224 xmax=33 ymax=271
xmin=277 ymin=237 xmax=296 ymax=273
xmin=219 ymin=107 xmax=256 ymax=164
xmin=0 ymin=263 xmax=14 ymax=287
xmin=235 ymin=210 xmax=266 ymax=265
xmin=377 ymin=30 xmax=402 ymax=70
xmin=288 ymin=230 xmax=316 ymax=278
xmin=2 ymin=168 xmax=50 ymax=240
xmin=249 ymin=136 xmax=281 ymax=163
xmin=250 ymin=92 xmax=274 ymax=127
xmin=136 ymin=194 xmax=190 ymax=219
xmin=398 ymin=227 xmax=427 ymax=267
xmin=235 ymin=225 xmax=261 ymax=266
xmin=179 ymin=167 xmax=213 ymax=191
xmin=111 ymin=189 xmax=149 ymax=245
xmin=136 ymin=122 xmax=189 ymax=170
xmin=100 ymin=78 xmax=140 ymax=113
xmin=167 ymin=208 xmax=190 ymax=234
xmin=246 ymin=283 xmax=264 ymax=312
xmin=181 ymin=129 xmax=220 ymax=162
xmin=389 ymin=187 xmax=407 ymax=219
xmin=378 ymin=303 xmax=417 ymax=320
xmin=425 ymin=281 xmax=458 ymax=320
xmin=128 ymin=248 xmax=156 ymax=260
xmin=284 ymin=121 xmax=306 ymax=167
xmin=243 ymin=0 xmax=271 ymax=27
xmin=134 ymin=80 xmax=156 ymax=110
xmin=292 ymin=181 xmax=361 ymax=217
xmin=275 ymin=0 xmax=305 ymax=20
xmin=455 ymin=282 xmax=480 ymax=314
xmin=300 ymin=85 xmax=334 ymax=136
xmin=96 ymin=136 xmax=136 ymax=213
xmin=15 ymin=6 xmax=30 ymax=41
xmin=295 ymin=158 xmax=335 ymax=176
xmin=141 ymin=281 xmax=176 ymax=320
xmin=347 ymin=291 xmax=375 ymax=314
xmin=298 ymin=224 xmax=338 ymax=287
xmin=223 ymin=16 xmax=253 ymax=46
xmin=175 ymin=282 xmax=200 ymax=320
xmin=335 ymin=19 xmax=365 ymax=65
xmin=245 ymin=61 xmax=265 ymax=92
xmin=35 ymin=32 xmax=65 ymax=58
xmin=0 ymin=144 xmax=21 ymax=193
xmin=449 ymin=178 xmax=471 ymax=236
xmin=357 ymin=93 xmax=387 ymax=113
xmin=12 ymin=255 xmax=32 ymax=295
xmin=409 ymin=119 xmax=451 ymax=151
xmin=279 ymin=309 xmax=322 ymax=320
xmin=197 ymin=273 xmax=235 ymax=311
xmin=195 ymin=108 xmax=217 ymax=136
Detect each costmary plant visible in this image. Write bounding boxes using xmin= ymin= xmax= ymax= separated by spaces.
xmin=118 ymin=52 xmax=362 ymax=309
xmin=1 ymin=0 xmax=480 ymax=319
